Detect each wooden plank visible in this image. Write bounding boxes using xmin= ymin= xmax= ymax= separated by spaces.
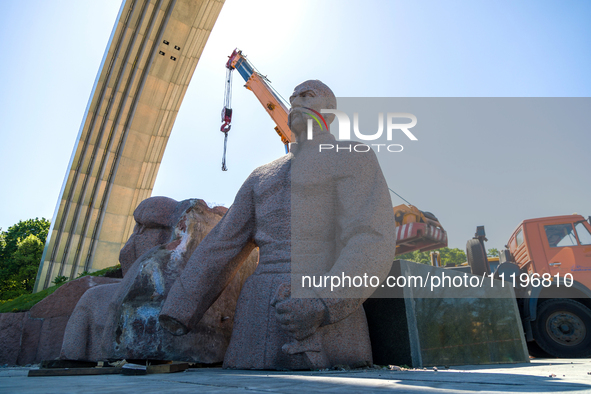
xmin=147 ymin=362 xmax=189 ymax=374
xmin=40 ymin=360 xmax=97 ymax=369
xmin=121 ymin=362 xmax=190 ymax=375
xmin=121 ymin=364 xmax=147 ymax=375
xmin=28 ymin=367 xmax=122 ymax=377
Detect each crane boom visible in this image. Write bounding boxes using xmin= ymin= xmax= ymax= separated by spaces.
xmin=219 ymin=48 xmax=448 ymax=257
xmin=224 ymin=49 xmax=291 ymax=146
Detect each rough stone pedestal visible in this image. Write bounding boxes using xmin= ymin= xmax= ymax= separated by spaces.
xmin=0 ymin=276 xmax=121 ymax=366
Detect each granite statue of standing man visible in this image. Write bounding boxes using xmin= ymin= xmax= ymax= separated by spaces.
xmin=159 ymin=80 xmax=397 ymax=369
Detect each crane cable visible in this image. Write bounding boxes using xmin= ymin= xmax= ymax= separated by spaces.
xmin=220 ymin=67 xmax=233 ymax=171
xmin=246 ymin=57 xmax=291 ymax=109
xmin=388 ymin=187 xmax=412 ymax=206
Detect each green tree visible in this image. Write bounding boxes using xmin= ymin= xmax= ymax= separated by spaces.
xmin=0 ymin=218 xmax=50 ymax=300
xmin=487 ymin=248 xmax=499 ymax=257
xmin=398 ymin=247 xmax=467 ymax=266
xmin=397 ymin=250 xmax=431 ymax=264
xmin=11 ymin=235 xmax=45 ymax=292
xmin=438 ymin=247 xmax=468 ymax=265
xmin=0 ymin=218 xmax=49 ymax=260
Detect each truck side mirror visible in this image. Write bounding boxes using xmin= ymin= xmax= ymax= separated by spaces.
xmin=499 ymin=249 xmax=513 ymax=264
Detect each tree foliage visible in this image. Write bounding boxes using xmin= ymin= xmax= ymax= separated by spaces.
xmin=0 ymin=218 xmax=50 ymax=300
xmin=397 ymin=247 xmax=467 ymax=266
xmin=487 ymin=248 xmax=499 ymax=257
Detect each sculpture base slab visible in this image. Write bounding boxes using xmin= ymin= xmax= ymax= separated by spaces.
xmin=364 ymin=260 xmax=529 ymax=368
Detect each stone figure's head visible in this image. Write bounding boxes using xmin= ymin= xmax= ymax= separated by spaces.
xmin=119 ymin=197 xmax=228 ymax=277
xmin=164 ymin=199 xmax=228 ymax=261
xmin=119 ymin=197 xmax=189 ymax=276
xmin=288 ymin=80 xmax=336 ymax=140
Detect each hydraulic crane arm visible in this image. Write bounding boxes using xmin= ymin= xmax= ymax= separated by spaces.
xmin=222 ymin=49 xmax=291 ymax=147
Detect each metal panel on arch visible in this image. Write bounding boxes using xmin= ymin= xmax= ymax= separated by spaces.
xmin=34 ymin=0 xmax=225 ymax=291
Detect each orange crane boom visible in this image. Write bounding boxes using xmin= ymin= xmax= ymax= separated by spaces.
xmin=222 ymin=49 xmax=291 ymax=147
xmin=219 ymin=48 xmax=448 ymax=256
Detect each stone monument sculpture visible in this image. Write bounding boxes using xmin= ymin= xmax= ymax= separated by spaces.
xmin=159 ymin=80 xmax=397 ymax=369
xmin=60 ymin=197 xmax=258 ymax=363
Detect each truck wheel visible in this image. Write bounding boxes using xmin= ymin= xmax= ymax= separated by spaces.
xmin=532 ymin=299 xmax=591 ymax=358
xmin=466 ymin=238 xmax=490 ymax=276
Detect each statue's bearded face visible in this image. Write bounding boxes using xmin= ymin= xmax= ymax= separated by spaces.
xmin=288 ymin=80 xmax=336 ymax=138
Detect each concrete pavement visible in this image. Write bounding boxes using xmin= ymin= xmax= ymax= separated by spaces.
xmin=2 ymin=359 xmax=591 ymax=393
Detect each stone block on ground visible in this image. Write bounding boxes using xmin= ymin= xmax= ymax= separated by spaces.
xmin=364 ymin=260 xmax=529 ymax=368
xmin=35 ymin=315 xmax=73 ymax=363
xmin=30 ymin=276 xmax=122 ymax=319
xmin=16 ymin=316 xmax=43 ymax=365
xmin=0 ymin=275 xmax=122 ymax=366
xmin=0 ymin=312 xmax=27 ymax=365
xmin=27 ymin=276 xmax=122 ymax=364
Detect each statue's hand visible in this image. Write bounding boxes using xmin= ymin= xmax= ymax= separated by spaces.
xmin=273 ymin=296 xmax=327 ymax=340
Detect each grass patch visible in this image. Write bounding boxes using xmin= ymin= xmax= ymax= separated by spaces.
xmin=0 ymin=264 xmax=121 ymax=313
xmin=0 ymin=284 xmax=62 ymax=313
xmin=76 ymin=264 xmax=122 ymax=279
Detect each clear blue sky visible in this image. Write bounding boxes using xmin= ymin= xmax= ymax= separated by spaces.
xmin=0 ymin=0 xmax=590 ymax=251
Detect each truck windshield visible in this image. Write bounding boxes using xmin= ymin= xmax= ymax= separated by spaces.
xmin=544 ymin=223 xmax=578 ymax=247
xmin=575 ymin=221 xmax=591 ymax=245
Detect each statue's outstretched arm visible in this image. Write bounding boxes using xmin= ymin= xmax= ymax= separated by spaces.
xmin=160 ymin=175 xmax=257 ymax=335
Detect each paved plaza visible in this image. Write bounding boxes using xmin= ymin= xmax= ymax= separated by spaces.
xmin=2 ymin=359 xmax=591 ymax=393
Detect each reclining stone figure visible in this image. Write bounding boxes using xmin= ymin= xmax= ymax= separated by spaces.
xmin=60 ymin=197 xmax=257 ymax=362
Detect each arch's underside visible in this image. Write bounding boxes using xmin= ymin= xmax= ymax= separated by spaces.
xmin=34 ymin=0 xmax=225 ymax=291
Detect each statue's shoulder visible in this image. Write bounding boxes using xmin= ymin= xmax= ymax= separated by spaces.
xmin=250 ymin=154 xmax=291 ymax=179
xmin=236 ymin=154 xmax=291 ymax=191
